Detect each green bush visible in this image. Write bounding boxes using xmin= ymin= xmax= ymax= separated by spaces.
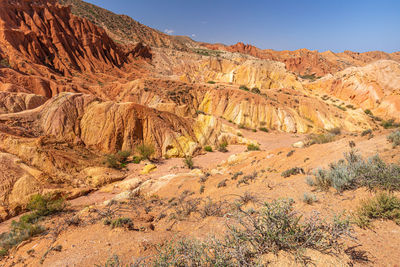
xmin=259 ymin=127 xmax=269 ymax=133
xmin=381 ymin=119 xmax=400 ymax=129
xmin=105 ymin=154 xmax=120 ymax=169
xmin=239 ymin=85 xmax=249 ymax=91
xmin=207 ymin=81 xmax=216 ymax=84
xmin=116 ymin=150 xmax=131 ymax=163
xmin=247 ymin=144 xmax=260 ymax=151
xmin=25 ymin=194 xmax=65 ymax=222
xmin=218 ymin=141 xmax=228 ymax=152
xmin=154 ymin=199 xmax=352 ymax=265
xmin=136 ymin=144 xmax=155 ymax=160
xmin=361 ymin=129 xmax=373 ymax=137
xmin=281 ymin=167 xmax=304 ymax=178
xmin=387 ymin=130 xmax=400 ymax=148
xmin=104 ymin=217 xmax=134 ymax=229
xmin=308 ymin=150 xmax=400 ymax=192
xmin=183 ymin=155 xmax=194 ymax=169
xmin=251 ymin=87 xmax=260 ymax=94
xmin=364 ymin=109 xmax=373 ymax=116
xmin=0 ymin=194 xmax=61 ymax=256
xmin=354 ymin=192 xmax=400 ymax=228
xmin=204 ymin=145 xmax=213 ymax=152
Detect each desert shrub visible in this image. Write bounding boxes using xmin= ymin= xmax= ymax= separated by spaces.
xmin=354 ymin=192 xmax=400 ymax=228
xmin=0 ymin=221 xmax=44 ymax=254
xmin=237 ymin=172 xmax=258 ymax=186
xmin=328 ymin=127 xmax=341 ymax=135
xmin=364 ymin=109 xmax=373 ymax=116
xmin=252 ymin=129 xmax=257 ymax=132
xmin=105 ymin=154 xmax=120 ymax=169
xmin=361 ymin=129 xmax=372 ymax=137
xmin=0 ymin=58 xmax=11 ymax=68
xmin=381 ymin=119 xmax=400 ymax=129
xmin=183 ymin=156 xmax=194 ymax=169
xmin=308 ymin=151 xmax=400 ymax=192
xmin=200 ymin=198 xmax=226 ymax=218
xmin=154 ymin=199 xmax=352 ymax=265
xmin=231 ymin=171 xmax=243 ymax=180
xmin=302 ymin=193 xmax=317 ymax=204
xmin=305 ymin=133 xmax=335 ymax=146
xmin=136 ymin=144 xmax=155 ymax=160
xmin=218 ymin=141 xmax=228 ymax=152
xmin=238 ymin=123 xmax=246 ymax=129
xmin=116 ymin=150 xmax=131 ymax=163
xmin=0 ymin=194 xmax=61 ymax=256
xmin=21 ymin=194 xmax=65 ymax=223
xmin=207 ymin=81 xmax=216 ymax=84
xmin=217 ymin=179 xmax=227 ymax=188
xmin=204 ymin=145 xmax=213 ymax=152
xmin=387 ymin=130 xmax=400 ymax=148
xmin=251 ymin=87 xmax=260 ymax=94
xmin=281 ymin=167 xmax=304 ymax=178
xmin=104 ymin=217 xmax=134 ymax=230
xmin=199 ymin=185 xmax=205 ymax=194
xmin=259 ymin=127 xmax=269 ymax=133
xmin=247 ymin=144 xmax=260 ymax=151
xmin=239 ymin=85 xmax=249 ymax=91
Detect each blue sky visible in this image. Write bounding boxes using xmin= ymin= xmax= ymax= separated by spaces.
xmin=85 ymin=0 xmax=400 ymax=53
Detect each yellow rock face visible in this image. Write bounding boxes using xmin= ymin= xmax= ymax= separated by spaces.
xmin=154 ymin=49 xmax=303 ymax=91
xmin=140 ymin=164 xmax=157 ymax=174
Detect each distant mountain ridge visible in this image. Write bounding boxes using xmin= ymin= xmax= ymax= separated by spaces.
xmin=202 ymin=42 xmax=400 ymax=76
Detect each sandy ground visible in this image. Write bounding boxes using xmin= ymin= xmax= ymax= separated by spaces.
xmin=1 ymin=126 xmax=400 ymax=266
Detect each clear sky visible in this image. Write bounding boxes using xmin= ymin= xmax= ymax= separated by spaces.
xmin=85 ymin=0 xmax=400 ymax=53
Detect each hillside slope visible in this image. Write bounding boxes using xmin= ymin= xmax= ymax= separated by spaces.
xmin=58 ymin=0 xmax=198 ymax=49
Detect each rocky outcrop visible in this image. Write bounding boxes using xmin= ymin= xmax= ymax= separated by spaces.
xmin=152 ymin=48 xmax=304 ymax=91
xmin=305 ymin=60 xmax=400 ymax=120
xmin=0 ymin=91 xmax=46 ymax=114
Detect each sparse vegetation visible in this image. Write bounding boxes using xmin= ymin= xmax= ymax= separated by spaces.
xmin=0 ymin=58 xmax=11 ymax=68
xmin=231 ymin=171 xmax=243 ymax=180
xmin=354 ymin=192 xmax=400 ymax=228
xmin=300 ymin=74 xmax=321 ymax=81
xmin=217 ymin=179 xmax=227 ymax=188
xmin=247 ymin=143 xmax=260 ymax=151
xmin=136 ymin=144 xmax=155 ymax=160
xmin=381 ymin=118 xmax=400 ymax=129
xmin=204 ymin=145 xmax=213 ymax=152
xmin=0 ymin=194 xmax=64 ymax=256
xmin=251 ymin=87 xmax=260 ymax=94
xmin=328 ymin=127 xmax=341 ymax=135
xmin=281 ymin=167 xmax=305 ymax=178
xmin=387 ymin=129 xmax=400 ymax=148
xmin=218 ymin=141 xmax=228 ymax=152
xmin=364 ymin=109 xmax=373 ymax=116
xmin=302 ymin=193 xmax=317 ymax=204
xmin=183 ymin=155 xmax=194 ymax=169
xmin=154 ymin=199 xmax=352 ymax=265
xmin=104 ymin=217 xmax=134 ymax=230
xmin=259 ymin=127 xmax=269 ymax=133
xmin=207 ymin=80 xmax=216 ymax=84
xmin=239 ymin=85 xmax=249 ymax=91
xmin=361 ymin=129 xmax=373 ymax=137
xmin=305 ymin=133 xmax=336 ymax=146
xmin=308 ymin=150 xmax=400 ymax=192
